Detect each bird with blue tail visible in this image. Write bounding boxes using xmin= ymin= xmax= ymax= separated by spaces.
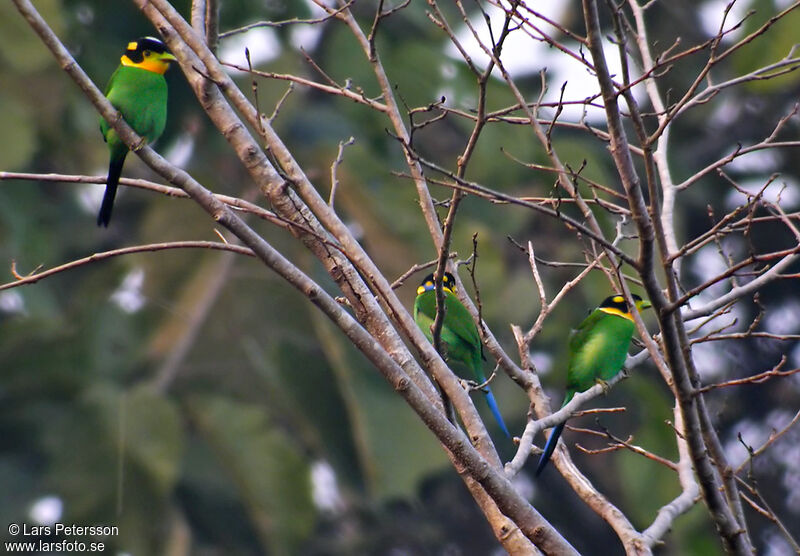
xmin=413 ymin=272 xmax=510 ymax=437
xmin=535 ymin=293 xmax=650 ymax=476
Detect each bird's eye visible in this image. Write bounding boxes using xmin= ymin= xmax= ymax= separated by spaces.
xmin=143 ymin=50 xmax=152 ymax=57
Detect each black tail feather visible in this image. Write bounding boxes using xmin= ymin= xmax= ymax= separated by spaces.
xmin=97 ymin=154 xmax=126 ymax=227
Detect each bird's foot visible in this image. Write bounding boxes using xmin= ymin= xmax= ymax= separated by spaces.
xmin=475 ymin=367 xmax=499 ymax=392
xmin=596 ymin=378 xmax=610 ymax=394
xmin=132 ymin=138 xmax=149 ymax=152
xmin=459 ymin=379 xmax=482 ymax=392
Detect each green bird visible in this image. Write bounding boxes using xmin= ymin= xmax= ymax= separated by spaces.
xmin=535 ymin=293 xmax=650 ymax=476
xmin=414 ymin=272 xmax=510 ymax=437
xmin=97 ymin=37 xmax=176 ymax=227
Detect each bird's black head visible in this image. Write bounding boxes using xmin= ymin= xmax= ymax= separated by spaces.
xmin=121 ymin=37 xmax=176 ymax=73
xmin=417 ymin=272 xmax=456 ymax=295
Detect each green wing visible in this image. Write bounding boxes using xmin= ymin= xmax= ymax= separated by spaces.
xmin=100 ymin=65 xmax=122 ymax=142
xmin=443 ymin=292 xmax=482 ymax=354
xmin=566 ymin=309 xmax=605 ymax=355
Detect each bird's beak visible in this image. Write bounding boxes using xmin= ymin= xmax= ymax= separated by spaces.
xmin=639 ymin=300 xmax=652 ymax=310
xmin=161 ymin=52 xmax=177 ymax=63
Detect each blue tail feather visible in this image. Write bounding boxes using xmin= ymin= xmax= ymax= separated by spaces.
xmin=484 ymin=388 xmax=510 ymax=437
xmin=535 ymin=421 xmax=565 ymax=476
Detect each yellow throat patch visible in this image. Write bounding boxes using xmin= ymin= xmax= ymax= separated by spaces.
xmin=599 ymin=306 xmax=634 ymax=321
xmin=120 ymin=53 xmax=172 ymax=75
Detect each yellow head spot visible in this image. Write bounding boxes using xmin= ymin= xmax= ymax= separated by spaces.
xmin=612 ymin=295 xmax=624 ymax=304
xmin=417 ymin=271 xmax=460 ymax=297
xmin=417 ymin=278 xmax=455 ymax=296
xmin=127 ymin=41 xmax=138 ymax=50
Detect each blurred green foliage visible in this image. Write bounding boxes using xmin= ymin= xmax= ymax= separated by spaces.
xmin=1 ymin=0 xmax=799 ymax=554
